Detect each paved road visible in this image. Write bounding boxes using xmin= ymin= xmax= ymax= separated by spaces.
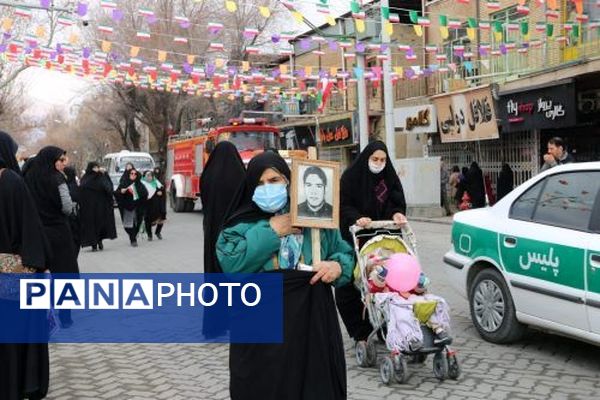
xmin=47 ymin=210 xmax=600 ymax=399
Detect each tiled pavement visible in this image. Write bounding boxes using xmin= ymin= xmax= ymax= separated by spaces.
xmin=46 ymin=211 xmax=600 ymax=399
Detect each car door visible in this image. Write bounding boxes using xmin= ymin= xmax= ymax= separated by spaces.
xmin=585 ymin=186 xmax=600 ymax=334
xmin=499 ymin=171 xmax=600 ymax=332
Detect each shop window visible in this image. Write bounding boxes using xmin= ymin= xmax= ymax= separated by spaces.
xmin=532 ymin=172 xmax=600 ymax=232
xmin=509 ymin=178 xmax=545 ymax=221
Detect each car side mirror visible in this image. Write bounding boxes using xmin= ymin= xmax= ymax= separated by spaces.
xmin=206 ymin=141 xmax=215 ymax=154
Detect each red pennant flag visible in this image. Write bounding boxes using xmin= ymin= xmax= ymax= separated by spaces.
xmin=103 ymin=63 xmax=112 ymax=76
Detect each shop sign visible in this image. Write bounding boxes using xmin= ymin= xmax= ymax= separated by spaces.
xmin=498 ymin=83 xmax=575 ymax=131
xmin=394 ymin=105 xmax=437 ymax=134
xmin=433 ymin=86 xmax=499 ymax=143
xmin=318 ymin=118 xmax=354 ymax=147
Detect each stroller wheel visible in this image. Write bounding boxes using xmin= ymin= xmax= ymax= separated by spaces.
xmin=355 ymin=341 xmax=372 ymax=367
xmin=432 ymin=352 xmax=448 ymax=381
xmin=393 ymin=354 xmax=408 ymax=384
xmin=366 ymin=339 xmax=377 ymax=366
xmin=447 ymin=353 xmax=461 ymax=380
xmin=379 ymin=356 xmax=394 ymax=386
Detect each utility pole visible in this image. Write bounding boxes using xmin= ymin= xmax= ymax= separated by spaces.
xmin=380 ymin=0 xmax=396 ymax=159
xmin=356 ymin=48 xmax=369 ymax=151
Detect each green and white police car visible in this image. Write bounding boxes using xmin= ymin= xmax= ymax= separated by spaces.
xmin=443 ymin=162 xmax=600 ymax=345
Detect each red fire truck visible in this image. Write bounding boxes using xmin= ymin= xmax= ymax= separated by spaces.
xmin=166 ymin=117 xmax=306 ymax=212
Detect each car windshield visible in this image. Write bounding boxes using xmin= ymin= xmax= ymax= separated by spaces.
xmin=217 ymin=131 xmax=280 ymax=151
xmin=118 ymin=156 xmax=154 ymax=171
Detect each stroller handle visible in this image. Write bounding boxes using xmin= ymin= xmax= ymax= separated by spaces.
xmin=350 ymin=220 xmax=403 ymax=234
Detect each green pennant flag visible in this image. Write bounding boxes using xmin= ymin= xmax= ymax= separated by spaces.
xmin=319 ymin=0 xmax=328 ymax=3
xmin=409 ymin=10 xmax=419 ymax=24
xmin=382 ymin=6 xmax=390 ymax=20
xmin=546 ymin=23 xmax=554 ymax=37
xmin=493 ymin=21 xmax=503 ymax=33
xmin=572 ymin=25 xmax=579 ymax=38
xmin=467 ymin=18 xmax=478 ymax=28
xmin=439 ymin=15 xmax=448 ymax=27
xmin=520 ymin=21 xmax=529 ymax=35
xmin=350 ymin=1 xmax=360 ymax=13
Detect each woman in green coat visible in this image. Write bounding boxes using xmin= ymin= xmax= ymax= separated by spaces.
xmin=217 ymin=152 xmax=354 ymax=400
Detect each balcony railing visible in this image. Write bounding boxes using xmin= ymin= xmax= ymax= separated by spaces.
xmin=272 ymin=98 xmax=319 ymax=115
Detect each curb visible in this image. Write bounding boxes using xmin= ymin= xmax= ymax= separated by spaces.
xmin=409 ymin=217 xmax=453 ymax=226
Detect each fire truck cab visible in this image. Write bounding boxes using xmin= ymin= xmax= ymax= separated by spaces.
xmin=166 ymin=117 xmax=305 ymax=212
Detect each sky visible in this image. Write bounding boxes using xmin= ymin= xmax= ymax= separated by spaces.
xmin=16 ymin=0 xmax=358 ymax=119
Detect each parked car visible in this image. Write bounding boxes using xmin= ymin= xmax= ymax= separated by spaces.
xmin=443 ymin=162 xmax=600 ymax=345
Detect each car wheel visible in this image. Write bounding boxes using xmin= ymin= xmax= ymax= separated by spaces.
xmin=469 ymin=268 xmax=526 ymax=344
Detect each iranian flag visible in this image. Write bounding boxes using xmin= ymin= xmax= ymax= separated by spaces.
xmin=127 ymin=183 xmax=140 ymax=201
xmin=316 ymin=78 xmax=334 ymax=113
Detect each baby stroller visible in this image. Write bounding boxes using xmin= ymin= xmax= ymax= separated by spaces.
xmin=350 ymin=221 xmax=460 ymax=385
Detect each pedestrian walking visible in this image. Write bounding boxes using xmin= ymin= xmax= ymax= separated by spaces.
xmin=217 ymin=152 xmax=354 ymax=400
xmin=199 ymin=142 xmax=245 ymax=338
xmin=64 ymin=166 xmax=81 ymax=259
xmin=440 ymin=160 xmax=451 ymax=216
xmin=336 ymin=140 xmax=407 ymax=343
xmin=115 ymin=168 xmax=147 ymax=247
xmin=79 ymin=162 xmax=117 ymax=251
xmin=0 ymin=131 xmax=49 ymax=400
xmin=448 ymin=165 xmax=460 ymax=211
xmin=466 ymin=161 xmax=486 ymax=209
xmin=497 ymin=163 xmax=514 ymax=201
xmin=23 ymin=146 xmax=79 ymax=328
xmin=455 ymin=166 xmax=469 ymax=206
xmin=540 ymin=136 xmax=575 ymax=172
xmin=141 ymin=170 xmax=166 ymax=241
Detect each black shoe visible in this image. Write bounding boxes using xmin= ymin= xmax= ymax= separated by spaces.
xmin=98 ymin=241 xmax=104 ymax=251
xmin=148 ymin=236 xmax=153 ymax=242
xmin=131 ymin=241 xmax=138 ymax=247
xmin=156 ymin=233 xmax=162 ymax=240
xmin=91 ymin=245 xmax=98 ymax=252
xmin=433 ymin=330 xmax=452 ymax=346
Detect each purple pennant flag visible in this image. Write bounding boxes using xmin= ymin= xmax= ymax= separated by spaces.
xmin=50 ymin=51 xmax=57 ymax=60
xmin=300 ymin=38 xmax=311 ymax=50
xmin=405 ymin=68 xmax=414 ymax=79
xmin=206 ymin=63 xmax=216 ymax=77
xmin=500 ymin=44 xmax=507 ymax=55
xmin=112 ymin=9 xmax=124 ymax=22
xmin=3 ymin=32 xmax=11 ymax=40
xmin=24 ymin=47 xmax=32 ymax=55
xmin=296 ymin=69 xmax=306 ymax=78
xmin=319 ymin=69 xmax=327 ymax=78
xmin=183 ymin=62 xmax=193 ymax=74
xmin=0 ymin=44 xmax=7 ymax=53
xmin=271 ymin=34 xmax=280 ymax=43
xmin=271 ymin=69 xmax=281 ymax=78
xmin=522 ymin=42 xmax=530 ymax=49
xmin=77 ymin=2 xmax=88 ymax=17
xmin=423 ymin=67 xmax=432 ymax=77
xmin=179 ymin=21 xmax=191 ymax=29
xmin=228 ymin=66 xmax=238 ymax=76
xmin=328 ymin=40 xmax=338 ymax=51
xmin=56 ymin=43 xmax=63 ymax=54
xmin=380 ymin=44 xmax=388 ymax=53
xmin=146 ymin=15 xmax=158 ymax=25
xmin=82 ymin=47 xmax=91 ymax=58
xmin=355 ymin=42 xmax=365 ymax=52
xmin=110 ymin=52 xmax=119 ymax=61
xmin=479 ymin=46 xmax=488 ymax=57
xmin=40 ymin=0 xmax=51 ymax=9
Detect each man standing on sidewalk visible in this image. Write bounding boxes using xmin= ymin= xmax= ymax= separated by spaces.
xmin=540 ymin=137 xmax=575 ymax=172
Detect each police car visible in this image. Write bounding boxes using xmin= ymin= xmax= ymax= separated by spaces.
xmin=443 ymin=162 xmax=600 ymax=345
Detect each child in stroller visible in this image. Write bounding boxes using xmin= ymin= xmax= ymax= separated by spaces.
xmin=371 ymin=253 xmax=452 ymax=352
xmin=351 ymin=221 xmax=460 ymax=384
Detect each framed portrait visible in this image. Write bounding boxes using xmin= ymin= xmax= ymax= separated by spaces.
xmin=290 ymin=159 xmax=340 ymax=229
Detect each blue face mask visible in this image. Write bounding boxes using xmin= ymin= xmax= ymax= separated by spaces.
xmin=252 ymin=183 xmax=288 ymax=213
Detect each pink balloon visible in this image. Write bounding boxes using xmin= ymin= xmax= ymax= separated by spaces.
xmin=384 ymin=253 xmax=422 ymax=293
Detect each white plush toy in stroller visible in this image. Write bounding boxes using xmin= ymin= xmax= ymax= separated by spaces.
xmin=351 ymin=221 xmax=460 ymax=384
